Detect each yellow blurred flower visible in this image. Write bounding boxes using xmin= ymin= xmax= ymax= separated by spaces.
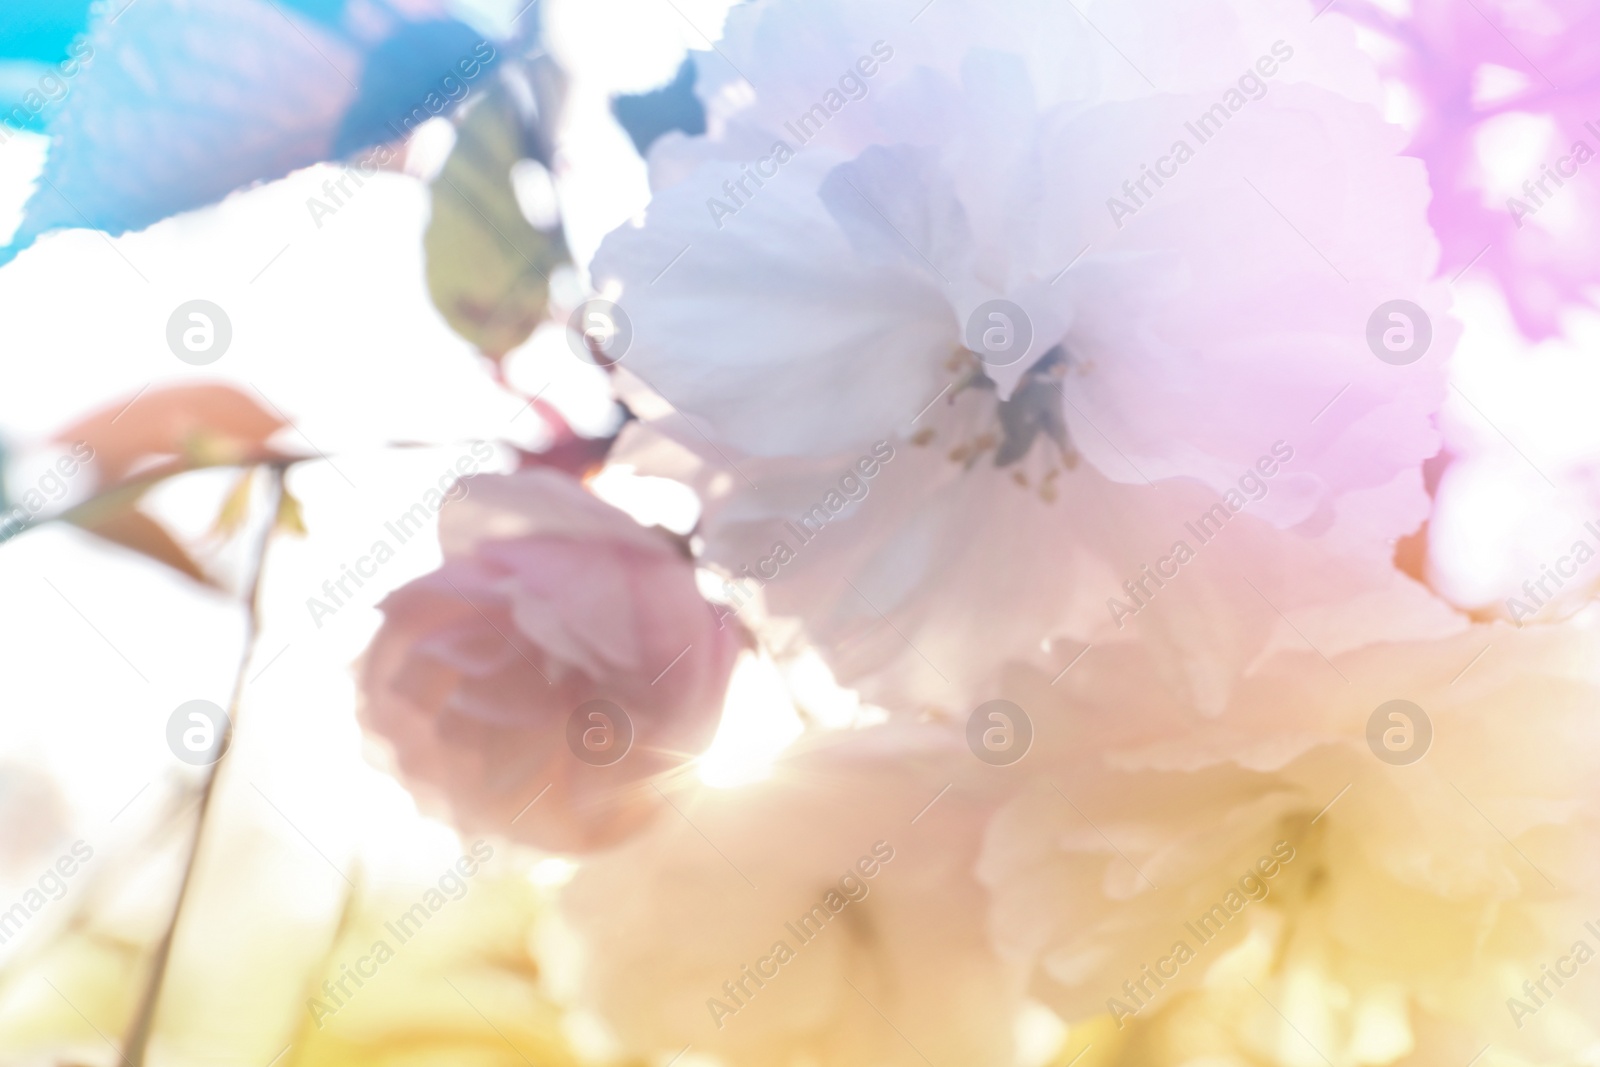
xmin=981 ymin=621 xmax=1600 ymax=1066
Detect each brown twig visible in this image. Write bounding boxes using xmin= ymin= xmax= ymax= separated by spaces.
xmin=120 ymin=465 xmax=285 ymax=1066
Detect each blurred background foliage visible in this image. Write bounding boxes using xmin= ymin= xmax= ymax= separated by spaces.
xmin=0 ymin=0 xmax=650 ymax=1062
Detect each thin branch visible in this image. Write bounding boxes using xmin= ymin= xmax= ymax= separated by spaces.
xmin=121 ymin=467 xmax=286 ymax=1066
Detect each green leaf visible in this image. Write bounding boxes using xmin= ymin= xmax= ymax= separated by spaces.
xmin=425 ymin=79 xmax=568 ymax=361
